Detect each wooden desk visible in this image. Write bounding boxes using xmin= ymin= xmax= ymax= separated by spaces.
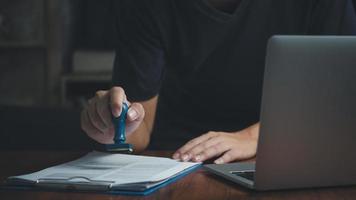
xmin=1 ymin=151 xmax=356 ymax=200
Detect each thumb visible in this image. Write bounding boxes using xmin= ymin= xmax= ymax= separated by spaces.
xmin=127 ymin=103 xmax=145 ymax=122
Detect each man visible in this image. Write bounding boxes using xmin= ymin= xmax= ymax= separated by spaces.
xmin=81 ymin=0 xmax=356 ymax=164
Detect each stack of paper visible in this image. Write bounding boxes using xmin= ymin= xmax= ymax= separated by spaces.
xmin=6 ymin=151 xmax=201 ymax=195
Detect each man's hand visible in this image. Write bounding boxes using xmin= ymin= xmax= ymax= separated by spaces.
xmin=173 ymin=123 xmax=259 ymax=164
xmin=81 ymin=87 xmax=145 ymax=144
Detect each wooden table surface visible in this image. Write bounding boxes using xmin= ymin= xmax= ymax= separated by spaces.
xmin=1 ymin=150 xmax=356 ymax=200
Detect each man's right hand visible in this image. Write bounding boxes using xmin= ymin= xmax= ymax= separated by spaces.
xmin=81 ymin=87 xmax=145 ymax=144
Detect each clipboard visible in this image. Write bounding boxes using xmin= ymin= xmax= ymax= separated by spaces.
xmin=2 ymin=163 xmax=201 ymax=196
xmin=0 ymin=152 xmax=202 ymax=196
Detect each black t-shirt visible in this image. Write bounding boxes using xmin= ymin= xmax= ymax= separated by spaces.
xmin=112 ymin=0 xmax=356 ymax=150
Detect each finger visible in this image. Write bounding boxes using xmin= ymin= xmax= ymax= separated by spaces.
xmin=81 ymin=109 xmax=107 ymax=144
xmin=196 ymin=143 xmax=230 ymax=162
xmin=189 ymin=137 xmax=224 ymax=162
xmin=127 ymin=103 xmax=145 ymax=122
xmin=187 ymin=137 xmax=223 ymax=161
xmin=173 ymin=132 xmax=220 ymax=161
xmin=214 ymin=149 xmax=241 ymax=164
xmin=87 ymin=99 xmax=108 ymax=131
xmin=95 ymin=90 xmax=112 ymax=128
xmin=110 ymin=87 xmax=126 ymax=117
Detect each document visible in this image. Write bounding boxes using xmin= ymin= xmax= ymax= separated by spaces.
xmin=6 ymin=151 xmax=201 ymax=194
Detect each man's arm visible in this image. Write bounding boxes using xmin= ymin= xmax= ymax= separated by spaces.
xmin=126 ymin=95 xmax=158 ymax=152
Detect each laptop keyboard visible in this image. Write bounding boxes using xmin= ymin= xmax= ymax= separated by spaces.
xmin=230 ymin=171 xmax=255 ymax=181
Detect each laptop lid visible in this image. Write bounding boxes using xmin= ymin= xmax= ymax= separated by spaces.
xmin=254 ymin=35 xmax=356 ymax=190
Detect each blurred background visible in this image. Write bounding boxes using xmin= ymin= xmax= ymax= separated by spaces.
xmin=1 ymin=1 xmax=356 ymax=151
xmin=0 ymin=0 xmax=116 ymax=150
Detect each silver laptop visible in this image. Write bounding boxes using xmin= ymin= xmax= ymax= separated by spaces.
xmin=204 ymin=36 xmax=356 ymax=191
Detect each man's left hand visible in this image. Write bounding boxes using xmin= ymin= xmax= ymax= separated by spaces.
xmin=172 ymin=123 xmax=260 ymax=164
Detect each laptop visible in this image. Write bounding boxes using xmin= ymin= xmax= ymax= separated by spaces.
xmin=204 ymin=36 xmax=356 ymax=191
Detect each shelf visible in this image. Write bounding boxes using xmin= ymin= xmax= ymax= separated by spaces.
xmin=0 ymin=41 xmax=46 ymax=48
xmin=60 ymin=72 xmax=112 ymax=107
xmin=61 ymin=73 xmax=112 ymax=82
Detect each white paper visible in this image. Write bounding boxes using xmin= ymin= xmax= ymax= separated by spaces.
xmin=8 ymin=151 xmax=199 ymax=188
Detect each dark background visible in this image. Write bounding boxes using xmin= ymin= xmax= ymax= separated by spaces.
xmin=0 ymin=0 xmax=116 ymax=150
xmin=0 ymin=0 xmax=356 ymax=150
